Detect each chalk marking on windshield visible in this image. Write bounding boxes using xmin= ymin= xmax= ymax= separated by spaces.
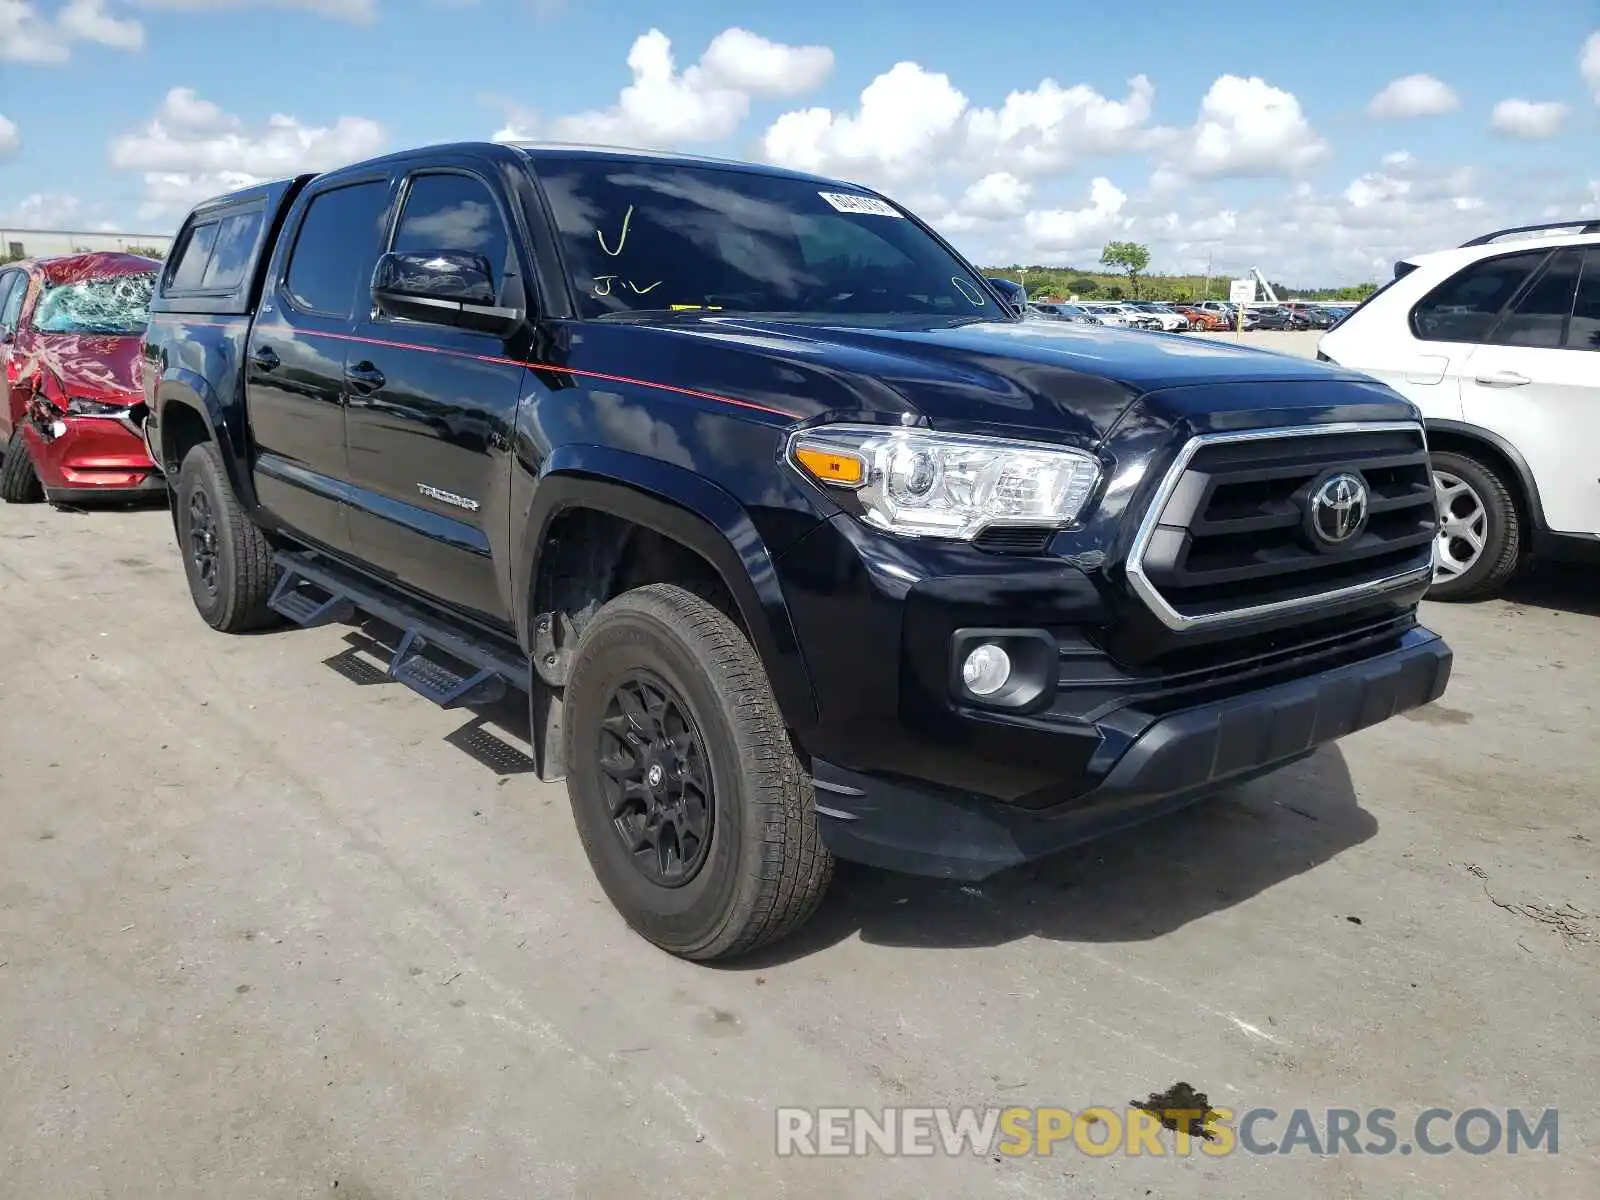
xmin=625 ymin=280 xmax=662 ymax=295
xmin=951 ymin=276 xmax=987 ymax=307
xmin=596 ymin=206 xmax=636 ymax=257
xmin=593 ymin=275 xmax=618 ymax=297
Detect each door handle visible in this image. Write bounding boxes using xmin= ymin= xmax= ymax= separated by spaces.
xmin=251 ymin=345 xmax=280 ymax=372
xmin=345 ymin=361 xmax=385 ymax=393
xmin=1473 ymin=370 xmax=1531 ymax=388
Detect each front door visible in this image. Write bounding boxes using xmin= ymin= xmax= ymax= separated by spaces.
xmin=247 ymin=176 xmax=395 ymax=553
xmin=344 ymin=167 xmax=526 ymax=624
xmin=1458 ymin=246 xmax=1600 ymax=535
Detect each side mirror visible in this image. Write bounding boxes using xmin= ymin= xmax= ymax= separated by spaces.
xmin=371 ymin=250 xmax=523 ymax=337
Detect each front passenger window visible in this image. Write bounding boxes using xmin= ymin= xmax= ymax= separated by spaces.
xmin=392 ymin=173 xmax=511 ymax=290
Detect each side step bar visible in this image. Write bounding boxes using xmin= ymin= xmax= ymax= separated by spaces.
xmin=267 ymin=551 xmax=528 ymax=711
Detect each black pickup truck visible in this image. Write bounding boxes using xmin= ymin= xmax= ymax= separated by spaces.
xmin=141 ymin=141 xmax=1452 ymax=959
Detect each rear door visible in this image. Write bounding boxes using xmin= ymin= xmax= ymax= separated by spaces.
xmin=343 ymin=164 xmax=526 ymax=623
xmin=1459 ymin=247 xmax=1599 ymax=534
xmin=247 ymin=174 xmax=396 ymax=553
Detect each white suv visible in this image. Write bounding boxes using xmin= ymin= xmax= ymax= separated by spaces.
xmin=1319 ymin=220 xmax=1600 ymax=600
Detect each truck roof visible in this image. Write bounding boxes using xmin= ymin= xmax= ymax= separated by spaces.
xmin=187 ymin=141 xmax=881 ymax=217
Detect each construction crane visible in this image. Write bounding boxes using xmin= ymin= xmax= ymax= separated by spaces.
xmin=1249 ymin=267 xmax=1278 ymax=304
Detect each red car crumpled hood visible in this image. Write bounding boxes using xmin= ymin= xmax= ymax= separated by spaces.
xmin=26 ymin=333 xmax=143 ymax=403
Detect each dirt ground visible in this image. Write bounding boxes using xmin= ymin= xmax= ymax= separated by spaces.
xmin=2 ymin=481 xmax=1597 ymax=1197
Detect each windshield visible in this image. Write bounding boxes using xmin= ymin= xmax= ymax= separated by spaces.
xmin=536 ymin=159 xmax=998 ymax=320
xmin=33 ymin=273 xmax=156 ymax=335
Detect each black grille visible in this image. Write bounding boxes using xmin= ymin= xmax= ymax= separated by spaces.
xmin=1132 ymin=428 xmax=1436 ymax=622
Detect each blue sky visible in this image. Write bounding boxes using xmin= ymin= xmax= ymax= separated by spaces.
xmin=1 ymin=0 xmax=1596 ymax=283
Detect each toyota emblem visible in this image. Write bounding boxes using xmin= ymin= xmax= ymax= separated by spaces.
xmin=1307 ymin=472 xmax=1369 ymax=548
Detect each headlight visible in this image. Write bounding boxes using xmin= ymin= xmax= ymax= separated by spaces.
xmin=787 ymin=424 xmax=1102 ymax=539
xmin=66 ymin=397 xmax=135 ymax=419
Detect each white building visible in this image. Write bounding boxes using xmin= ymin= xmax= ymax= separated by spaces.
xmin=1 ymin=227 xmax=174 ymax=261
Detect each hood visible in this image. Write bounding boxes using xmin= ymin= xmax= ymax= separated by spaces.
xmin=645 ymin=314 xmax=1395 ymax=446
xmin=25 ymin=332 xmax=142 ymax=402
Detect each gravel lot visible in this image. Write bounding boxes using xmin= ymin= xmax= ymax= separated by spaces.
xmin=3 ymin=349 xmax=1597 ymax=1197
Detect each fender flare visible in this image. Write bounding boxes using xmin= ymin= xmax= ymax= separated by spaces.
xmin=1425 ymin=418 xmax=1547 ymax=535
xmin=515 ymin=444 xmax=818 ymax=731
xmin=155 ymin=366 xmax=260 ymax=510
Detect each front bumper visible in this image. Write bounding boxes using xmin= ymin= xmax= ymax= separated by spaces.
xmin=22 ymin=415 xmax=164 ymax=497
xmin=811 ymin=632 xmax=1451 ymax=879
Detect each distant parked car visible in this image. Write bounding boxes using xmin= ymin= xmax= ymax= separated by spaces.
xmin=0 ymin=251 xmax=163 ymax=505
xmin=1251 ymin=306 xmax=1315 ymax=331
xmin=1086 ymin=303 xmax=1161 ymax=331
xmin=1176 ymin=306 xmax=1229 ymax=331
xmin=1128 ymin=302 xmax=1191 ymax=332
xmin=1031 ymin=302 xmax=1102 ymax=325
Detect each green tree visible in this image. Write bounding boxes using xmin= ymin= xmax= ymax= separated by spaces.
xmin=1099 ymin=241 xmax=1151 ymax=299
xmin=1102 ymin=283 xmax=1125 ymax=301
xmin=126 ymin=245 xmax=168 ymax=261
xmin=1067 ymin=276 xmax=1099 ymax=298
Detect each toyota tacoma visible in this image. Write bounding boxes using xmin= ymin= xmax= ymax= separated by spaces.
xmin=141 ymin=142 xmax=1453 ymax=959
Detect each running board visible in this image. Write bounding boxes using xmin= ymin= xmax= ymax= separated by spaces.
xmin=268 ymin=551 xmax=528 ymax=713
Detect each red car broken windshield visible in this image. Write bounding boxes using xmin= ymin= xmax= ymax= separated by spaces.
xmin=33 ymin=272 xmax=156 ymax=336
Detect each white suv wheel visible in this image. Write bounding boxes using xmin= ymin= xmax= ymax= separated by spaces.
xmin=1432 ymin=469 xmax=1488 ymax=582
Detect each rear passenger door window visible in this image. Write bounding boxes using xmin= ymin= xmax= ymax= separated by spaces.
xmin=1566 ymin=250 xmax=1600 ymax=351
xmin=1488 ymin=249 xmax=1581 ymax=349
xmin=285 ymin=180 xmax=393 ymax=318
xmin=1411 ymin=250 xmax=1548 ymax=343
xmin=391 ymin=173 xmax=511 ymax=290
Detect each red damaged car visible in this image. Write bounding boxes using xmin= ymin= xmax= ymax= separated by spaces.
xmin=0 ymin=251 xmax=163 ymax=505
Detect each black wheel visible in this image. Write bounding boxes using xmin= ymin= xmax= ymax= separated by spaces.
xmin=0 ymin=432 xmax=44 ymax=504
xmin=174 ymin=441 xmax=281 ymax=631
xmin=563 ymin=583 xmax=833 ymax=960
xmin=1428 ymin=450 xmax=1521 ymax=601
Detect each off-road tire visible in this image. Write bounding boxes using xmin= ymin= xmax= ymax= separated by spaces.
xmin=175 ymin=441 xmax=280 ymax=632
xmin=0 ymin=433 xmax=44 ymax=504
xmin=563 ymin=583 xmax=833 ymax=960
xmin=1428 ymin=450 xmax=1521 ymax=602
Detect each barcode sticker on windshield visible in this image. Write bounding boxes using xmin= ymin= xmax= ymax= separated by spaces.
xmin=818 ymin=192 xmax=903 ymax=217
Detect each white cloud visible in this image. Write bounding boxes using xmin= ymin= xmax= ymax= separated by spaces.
xmin=761 ymin=64 xmax=1153 ymax=188
xmin=1021 ymin=177 xmax=1129 ymax=254
xmin=0 ymin=113 xmax=18 ymax=158
xmin=1155 ymin=75 xmax=1329 ymax=180
xmin=494 ymin=27 xmax=832 ymax=147
xmin=1366 ymin=74 xmax=1459 ymax=119
xmin=1489 ymin=98 xmax=1569 ymax=139
xmin=959 ymin=172 xmax=1031 ymax=220
xmin=1 ymin=0 xmax=144 ymax=61
xmin=762 ymin=61 xmax=967 ymax=184
xmin=134 ymin=0 xmax=377 ymax=21
xmin=1583 ymin=31 xmax=1600 ymax=101
xmin=108 ymin=87 xmax=387 ymax=217
xmin=0 ymin=192 xmax=82 ymax=229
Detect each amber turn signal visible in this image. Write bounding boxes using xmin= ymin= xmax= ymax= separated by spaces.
xmin=793 ymin=445 xmax=866 ymax=487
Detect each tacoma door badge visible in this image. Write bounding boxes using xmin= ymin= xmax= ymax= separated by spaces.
xmin=417 ymin=483 xmax=480 ymax=512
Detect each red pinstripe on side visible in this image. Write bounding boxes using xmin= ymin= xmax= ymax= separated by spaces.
xmin=147 ymin=315 xmax=800 ymax=420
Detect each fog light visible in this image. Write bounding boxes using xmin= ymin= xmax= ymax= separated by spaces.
xmin=50 ymin=420 xmax=67 ymax=438
xmin=961 ymin=643 xmax=1012 ymax=696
